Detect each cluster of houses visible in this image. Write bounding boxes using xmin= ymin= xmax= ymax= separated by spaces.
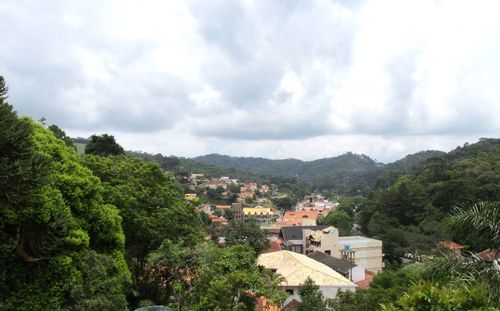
xmin=254 ymin=224 xmax=383 ymax=309
xmin=185 ymin=174 xmax=277 ymax=203
xmin=192 ymin=187 xmax=385 ymax=310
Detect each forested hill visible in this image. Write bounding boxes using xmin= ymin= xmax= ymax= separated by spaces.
xmin=358 ymin=137 xmax=500 ymax=261
xmin=384 ymin=150 xmax=447 ymax=172
xmin=193 ymin=152 xmax=380 ymax=179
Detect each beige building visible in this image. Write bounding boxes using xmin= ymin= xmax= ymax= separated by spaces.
xmin=281 ymin=226 xmax=383 ymax=274
xmin=258 ymin=250 xmax=356 ymax=300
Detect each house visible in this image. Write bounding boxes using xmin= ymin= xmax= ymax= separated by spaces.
xmin=231 ymin=202 xmax=244 ymax=221
xmin=184 ymin=193 xmax=198 ymax=201
xmin=257 ymin=250 xmax=356 ymax=299
xmin=283 ymin=211 xmax=321 ymax=226
xmin=209 ymin=214 xmax=228 ymax=225
xmin=215 ymin=204 xmax=232 ymax=210
xmin=476 ymin=248 xmax=499 ymax=261
xmin=438 ymin=241 xmax=463 ymax=253
xmin=307 ymin=251 xmax=365 ymax=283
xmin=280 ymin=226 xmax=384 ymax=274
xmin=243 ymin=207 xmax=275 ymax=223
xmin=239 ymin=191 xmax=255 ymax=200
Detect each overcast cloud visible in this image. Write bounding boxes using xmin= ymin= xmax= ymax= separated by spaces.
xmin=1 ymin=0 xmax=499 ymax=162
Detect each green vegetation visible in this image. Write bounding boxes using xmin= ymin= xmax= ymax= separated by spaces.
xmin=358 ymin=139 xmax=499 ymax=263
xmin=0 ymin=76 xmax=285 ymax=310
xmin=298 ymin=278 xmax=327 ymax=311
xmin=0 ymin=79 xmax=129 ymax=309
xmin=85 ymin=134 xmax=125 ymax=156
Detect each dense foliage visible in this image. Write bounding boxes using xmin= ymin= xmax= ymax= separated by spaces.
xmin=358 ymin=139 xmax=500 ymax=262
xmin=85 ymin=134 xmax=125 ymax=156
xmin=0 ymin=84 xmax=130 ymax=309
xmin=81 ymin=154 xmax=203 ymax=306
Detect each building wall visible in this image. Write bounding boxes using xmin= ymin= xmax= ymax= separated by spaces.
xmin=231 ymin=202 xmax=244 ymax=221
xmin=350 ymin=266 xmax=365 ymax=283
xmin=281 ymin=285 xmax=355 ymax=300
xmin=319 ymin=286 xmax=356 ymax=299
xmin=337 ymin=238 xmax=383 ymax=273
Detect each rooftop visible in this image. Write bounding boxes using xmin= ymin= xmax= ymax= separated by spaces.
xmin=338 ymin=236 xmax=382 ymax=245
xmin=243 ymin=207 xmax=274 ymax=216
xmin=307 ymin=251 xmax=356 ymax=273
xmin=258 ymin=250 xmax=356 ymax=287
xmin=280 ymin=226 xmax=329 ymax=241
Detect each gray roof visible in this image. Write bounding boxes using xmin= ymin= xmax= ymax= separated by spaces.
xmin=280 ymin=225 xmax=328 ymax=241
xmin=307 ymin=251 xmax=356 ymax=273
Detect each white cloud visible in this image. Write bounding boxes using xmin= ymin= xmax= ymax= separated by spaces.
xmin=1 ymin=0 xmax=499 ymax=162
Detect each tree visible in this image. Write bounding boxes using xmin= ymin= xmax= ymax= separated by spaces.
xmin=425 ymin=201 xmax=500 ymax=307
xmin=224 ymin=220 xmax=270 ymax=254
xmin=190 ymin=244 xmax=273 ymax=311
xmin=48 ymin=124 xmax=74 ymax=148
xmin=319 ymin=210 xmax=352 ymax=236
xmin=85 ymin=134 xmax=125 ymax=156
xmin=82 ymin=154 xmax=202 ymax=307
xmin=0 ymin=91 xmax=129 ymax=310
xmin=381 ymin=281 xmax=493 ymax=311
xmin=298 ymin=277 xmax=327 ymax=311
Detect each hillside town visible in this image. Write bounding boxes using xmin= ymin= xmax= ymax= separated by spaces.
xmin=185 ymin=174 xmax=385 ymax=309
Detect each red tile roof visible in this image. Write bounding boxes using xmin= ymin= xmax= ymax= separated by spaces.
xmin=262 ymin=240 xmax=282 ymax=254
xmin=355 ymin=270 xmax=375 ymax=289
xmin=283 ymin=211 xmax=320 ymax=221
xmin=476 ymin=248 xmax=499 ymax=261
xmin=438 ymin=241 xmax=463 ymax=251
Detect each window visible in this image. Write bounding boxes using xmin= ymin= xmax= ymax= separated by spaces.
xmin=325 ymin=250 xmax=331 ymax=255
xmin=286 ymin=289 xmax=294 ymax=295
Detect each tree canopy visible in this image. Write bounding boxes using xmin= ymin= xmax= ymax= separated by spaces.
xmin=85 ymin=133 xmax=125 ymax=156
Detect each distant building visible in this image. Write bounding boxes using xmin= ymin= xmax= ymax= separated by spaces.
xmin=184 ymin=193 xmax=198 ymax=201
xmin=280 ymin=226 xmax=383 ymax=274
xmin=231 ymin=202 xmax=244 ymax=221
xmin=243 ymin=207 xmax=275 ymax=223
xmin=283 ymin=211 xmax=321 ymax=226
xmin=215 ymin=204 xmax=232 ymax=210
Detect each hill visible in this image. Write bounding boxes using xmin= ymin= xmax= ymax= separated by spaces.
xmin=193 ymin=152 xmax=380 ymax=179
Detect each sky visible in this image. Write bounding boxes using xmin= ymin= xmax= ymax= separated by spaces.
xmin=1 ymin=0 xmax=499 ymax=163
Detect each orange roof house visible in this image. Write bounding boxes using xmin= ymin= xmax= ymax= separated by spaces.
xmin=215 ymin=204 xmax=232 ymax=210
xmin=438 ymin=241 xmax=463 ymax=252
xmin=283 ymin=211 xmax=321 ymax=226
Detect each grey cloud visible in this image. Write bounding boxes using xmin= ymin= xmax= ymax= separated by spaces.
xmin=0 ymin=1 xmax=192 ymax=133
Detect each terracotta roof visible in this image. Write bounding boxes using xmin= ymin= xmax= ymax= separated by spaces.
xmin=355 ymin=271 xmax=375 ymax=289
xmin=262 ymin=240 xmax=282 ymax=254
xmin=215 ymin=204 xmax=232 ymax=209
xmin=255 ymin=296 xmax=280 ymax=311
xmin=284 ymin=211 xmax=321 ymax=221
xmin=258 ymin=250 xmax=356 ymax=287
xmin=438 ymin=241 xmax=463 ymax=251
xmin=476 ymin=249 xmax=499 ymax=261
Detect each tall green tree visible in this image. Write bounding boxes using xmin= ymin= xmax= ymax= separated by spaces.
xmin=298 ymin=277 xmax=327 ymax=311
xmin=224 ymin=220 xmax=270 ymax=254
xmin=319 ymin=210 xmax=352 ymax=235
xmin=85 ymin=133 xmax=125 ymax=156
xmin=0 ymin=84 xmax=129 ymax=310
xmin=189 ymin=243 xmax=284 ymax=311
xmin=82 ymin=154 xmax=202 ymax=306
xmin=48 ymin=124 xmax=74 ymax=148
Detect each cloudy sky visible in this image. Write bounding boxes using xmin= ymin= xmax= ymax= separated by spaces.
xmin=1 ymin=0 xmax=499 ymax=162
